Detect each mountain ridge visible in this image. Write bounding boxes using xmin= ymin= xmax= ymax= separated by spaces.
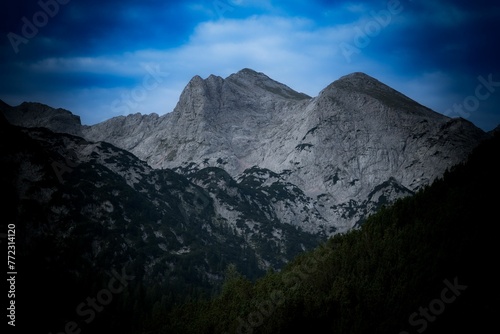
xmin=0 ymin=69 xmax=488 ymax=234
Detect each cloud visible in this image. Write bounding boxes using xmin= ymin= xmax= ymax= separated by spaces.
xmin=2 ymin=14 xmax=371 ymax=124
xmin=0 ymin=0 xmax=498 ymax=130
xmin=344 ymin=3 xmax=369 ymax=13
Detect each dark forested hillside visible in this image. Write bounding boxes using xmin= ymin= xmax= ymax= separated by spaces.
xmin=164 ymin=132 xmax=500 ymax=334
xmin=0 ymin=115 xmax=321 ymax=334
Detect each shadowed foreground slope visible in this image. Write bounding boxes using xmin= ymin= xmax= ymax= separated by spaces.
xmin=164 ymin=132 xmax=500 ymax=334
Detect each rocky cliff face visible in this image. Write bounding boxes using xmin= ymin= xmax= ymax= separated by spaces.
xmin=1 ymin=69 xmax=487 ymax=234
xmin=81 ymin=69 xmax=487 ymax=232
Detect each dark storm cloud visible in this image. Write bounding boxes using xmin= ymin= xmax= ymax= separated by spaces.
xmin=371 ymin=0 xmax=500 ymax=74
xmin=1 ymin=0 xmax=204 ymax=59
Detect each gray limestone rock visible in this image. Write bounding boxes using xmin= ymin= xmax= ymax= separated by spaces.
xmin=1 ymin=69 xmax=487 ymax=234
xmin=81 ymin=69 xmax=486 ymax=232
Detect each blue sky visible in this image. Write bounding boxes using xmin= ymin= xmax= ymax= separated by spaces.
xmin=1 ymin=0 xmax=499 ymax=130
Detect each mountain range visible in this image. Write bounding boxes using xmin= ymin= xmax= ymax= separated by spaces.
xmin=1 ymin=68 xmax=495 ymax=333
xmin=1 ymin=69 xmax=487 ymax=236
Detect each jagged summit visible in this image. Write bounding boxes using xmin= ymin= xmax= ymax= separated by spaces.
xmin=231 ymin=67 xmax=266 ymax=78
xmin=228 ymin=68 xmax=283 ymax=84
xmin=182 ymin=68 xmax=311 ymax=103
xmin=228 ymin=68 xmax=311 ymax=100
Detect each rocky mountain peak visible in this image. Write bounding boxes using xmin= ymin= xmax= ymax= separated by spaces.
xmin=188 ymin=74 xmax=204 ymax=85
xmin=187 ymin=74 xmax=224 ymax=87
xmin=336 ymin=71 xmax=378 ymax=83
xmin=172 ymin=74 xmax=224 ymax=117
xmin=323 ymin=71 xmax=394 ymax=95
xmin=227 ymin=68 xmax=311 ymax=100
xmin=230 ymin=68 xmax=270 ymax=81
xmin=320 ymin=72 xmax=436 ymax=118
xmin=1 ymin=100 xmax=82 ymax=136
